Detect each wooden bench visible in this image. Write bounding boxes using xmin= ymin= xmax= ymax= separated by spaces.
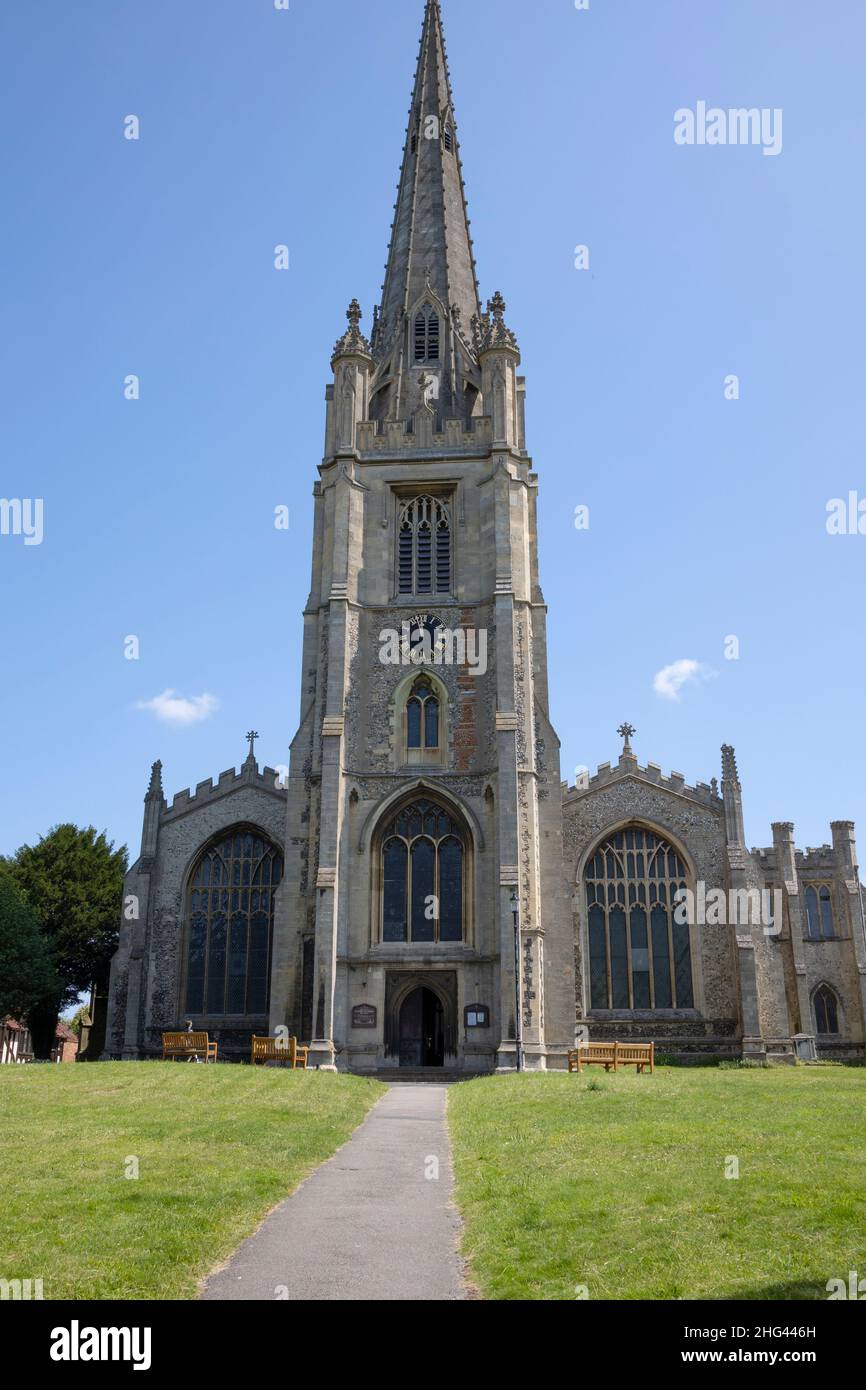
xmin=568 ymin=1040 xmax=654 ymax=1074
xmin=162 ymin=1031 xmax=217 ymax=1063
xmin=251 ymin=1035 xmax=309 ymax=1069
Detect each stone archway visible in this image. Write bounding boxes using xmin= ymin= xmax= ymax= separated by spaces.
xmin=384 ymin=971 xmax=457 ymax=1065
xmin=398 ymin=987 xmax=445 ymax=1067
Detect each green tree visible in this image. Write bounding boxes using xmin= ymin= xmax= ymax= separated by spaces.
xmin=0 ymin=873 xmax=58 ymax=1021
xmin=67 ymin=1002 xmax=91 ymax=1033
xmin=6 ymin=825 xmax=127 ymax=1057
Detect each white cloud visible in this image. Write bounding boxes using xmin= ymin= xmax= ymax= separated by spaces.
xmin=653 ymin=659 xmax=716 ymax=703
xmin=136 ymin=689 xmax=218 ymax=726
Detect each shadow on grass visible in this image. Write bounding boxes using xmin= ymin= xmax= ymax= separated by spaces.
xmin=711 ymin=1281 xmax=827 ymax=1302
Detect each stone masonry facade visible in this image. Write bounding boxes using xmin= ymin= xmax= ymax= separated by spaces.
xmin=104 ymin=1 xmax=866 ymax=1068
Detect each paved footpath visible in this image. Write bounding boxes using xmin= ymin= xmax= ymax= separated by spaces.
xmin=200 ymin=1084 xmax=466 ymax=1301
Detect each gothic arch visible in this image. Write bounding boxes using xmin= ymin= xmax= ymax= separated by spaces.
xmin=178 ymin=823 xmax=284 ymax=1021
xmin=812 ymin=982 xmax=842 ymax=1035
xmin=575 ymin=817 xmax=698 ymax=887
xmin=407 ymin=286 xmax=448 ymax=326
xmin=179 ymin=820 xmax=280 ymax=899
xmin=384 ymin=970 xmax=458 ymax=1061
xmin=396 ymin=494 xmax=452 ymax=596
xmin=388 ymin=971 xmax=454 ymax=1022
xmin=574 ymin=819 xmax=702 ymax=1016
xmin=389 ymin=665 xmax=449 ymax=769
xmin=364 ymin=785 xmax=478 ymax=949
xmin=357 ymin=778 xmax=484 ymax=856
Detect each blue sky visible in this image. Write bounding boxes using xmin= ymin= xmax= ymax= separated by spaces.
xmin=1 ymin=0 xmax=864 ymax=863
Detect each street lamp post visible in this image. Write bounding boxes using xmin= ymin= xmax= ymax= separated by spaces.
xmin=510 ymin=888 xmax=523 ymax=1073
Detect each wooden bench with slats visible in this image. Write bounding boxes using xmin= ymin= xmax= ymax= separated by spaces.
xmin=568 ymin=1040 xmax=654 ymax=1074
xmin=162 ymin=1031 xmax=218 ymax=1063
xmin=251 ymin=1035 xmax=309 ymax=1069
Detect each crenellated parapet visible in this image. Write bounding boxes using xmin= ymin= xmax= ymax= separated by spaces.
xmin=753 ymin=835 xmax=852 ymax=872
xmin=561 ymin=756 xmax=722 ymax=810
xmin=162 ymin=761 xmax=287 ymax=823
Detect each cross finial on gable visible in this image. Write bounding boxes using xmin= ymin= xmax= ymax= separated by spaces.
xmin=245 ymin=730 xmax=259 ymax=764
xmin=617 ymin=722 xmax=636 ymax=756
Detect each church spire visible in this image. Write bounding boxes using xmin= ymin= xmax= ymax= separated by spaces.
xmin=373 ymin=0 xmax=480 ymax=370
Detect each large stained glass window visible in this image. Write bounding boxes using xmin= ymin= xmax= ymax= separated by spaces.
xmin=585 ymin=827 xmax=693 ymax=1010
xmin=185 ymin=830 xmax=282 ymax=1016
xmin=380 ymin=798 xmax=465 ymax=944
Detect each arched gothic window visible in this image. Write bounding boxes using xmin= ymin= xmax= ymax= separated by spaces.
xmin=185 ymin=830 xmax=283 ymax=1016
xmin=814 ymin=984 xmax=840 ymax=1035
xmin=406 ymin=676 xmax=440 ymax=757
xmin=414 ymin=304 xmax=440 ymax=362
xmin=381 ymin=798 xmax=466 ymax=944
xmin=585 ymin=827 xmax=694 ymax=1010
xmin=398 ymin=495 xmax=451 ymax=595
xmin=804 ymin=884 xmax=835 ymax=939
xmin=444 ymin=124 xmax=454 ymax=152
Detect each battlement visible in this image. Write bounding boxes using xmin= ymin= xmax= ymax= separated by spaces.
xmin=754 ymin=842 xmax=840 ymax=870
xmin=354 ymin=414 xmax=493 ymax=455
xmin=561 ymin=756 xmax=722 ymax=808
xmin=798 ymin=844 xmax=836 ymax=868
xmin=162 ymin=762 xmax=287 ymax=819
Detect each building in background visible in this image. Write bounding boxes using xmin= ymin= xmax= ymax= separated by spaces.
xmin=1 ymin=1018 xmax=33 ymax=1064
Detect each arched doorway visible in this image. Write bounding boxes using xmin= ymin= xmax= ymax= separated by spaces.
xmin=398 ymin=986 xmax=445 ymax=1068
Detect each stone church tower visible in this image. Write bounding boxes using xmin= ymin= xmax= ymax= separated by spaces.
xmin=103 ymin=0 xmax=866 ymax=1069
xmin=268 ymin=0 xmax=573 ymax=1071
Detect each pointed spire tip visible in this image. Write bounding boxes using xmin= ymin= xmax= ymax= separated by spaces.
xmin=146 ymin=760 xmax=164 ymax=800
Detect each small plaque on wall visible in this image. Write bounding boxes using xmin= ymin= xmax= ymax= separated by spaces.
xmin=352 ymin=1004 xmax=377 ymax=1029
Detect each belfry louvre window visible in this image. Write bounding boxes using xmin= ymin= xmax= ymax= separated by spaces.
xmin=414 ymin=304 xmax=440 ymax=362
xmin=398 ymin=495 xmax=451 ymax=594
xmin=185 ymin=831 xmax=283 ymax=1016
xmin=381 ymin=798 xmax=465 ymax=943
xmin=804 ymin=884 xmax=835 ymax=939
xmin=585 ymin=828 xmax=694 ymax=1010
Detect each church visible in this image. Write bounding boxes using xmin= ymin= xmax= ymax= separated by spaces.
xmin=104 ymin=0 xmax=866 ymax=1070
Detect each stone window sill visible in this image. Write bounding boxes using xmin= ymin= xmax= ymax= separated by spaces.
xmin=587 ymin=1009 xmax=702 ymax=1022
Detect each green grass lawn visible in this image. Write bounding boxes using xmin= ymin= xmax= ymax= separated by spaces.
xmin=0 ymin=1063 xmax=384 ymax=1300
xmin=448 ymin=1067 xmax=866 ymax=1301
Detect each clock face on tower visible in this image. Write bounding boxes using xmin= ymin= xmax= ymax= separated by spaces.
xmin=400 ymin=614 xmax=446 ymax=666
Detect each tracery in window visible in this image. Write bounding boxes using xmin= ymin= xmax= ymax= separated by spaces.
xmin=814 ymin=984 xmax=840 ymax=1034
xmin=398 ymin=495 xmax=451 ymax=595
xmin=185 ymin=830 xmax=282 ymax=1016
xmin=406 ymin=677 xmax=440 ymax=752
xmin=805 ymin=884 xmax=835 ymax=939
xmin=380 ymin=798 xmax=466 ymax=944
xmin=585 ymin=827 xmax=694 ymax=1010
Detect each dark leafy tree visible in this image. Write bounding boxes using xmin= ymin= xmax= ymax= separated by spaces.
xmin=0 ymin=873 xmax=58 ymax=1021
xmin=6 ymin=825 xmax=127 ymax=1057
